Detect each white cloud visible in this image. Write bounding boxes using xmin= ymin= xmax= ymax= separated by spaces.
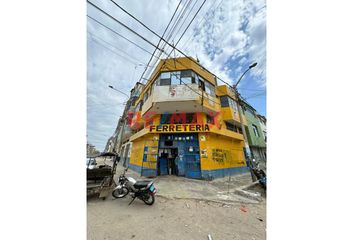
xmin=181 ymin=0 xmax=266 ymax=86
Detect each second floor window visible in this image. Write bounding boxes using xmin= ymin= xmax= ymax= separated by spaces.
xmin=252 ymin=124 xmax=259 ymax=137
xmin=225 ymin=122 xmax=237 ymax=132
xmin=181 ymin=70 xmax=193 ymax=84
xmin=220 ymin=96 xmax=238 ymax=112
xmin=171 ymin=72 xmax=180 ymax=85
xmin=204 ymin=80 xmax=215 ymax=96
xmin=156 ymin=70 xmax=198 ymax=86
xmin=220 ymin=96 xmax=229 ymax=107
xmin=160 ymin=72 xmax=171 ymax=85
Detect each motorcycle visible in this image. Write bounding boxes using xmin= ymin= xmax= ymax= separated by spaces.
xmin=250 ymin=159 xmax=267 ymax=189
xmin=112 ymin=168 xmax=157 ymax=205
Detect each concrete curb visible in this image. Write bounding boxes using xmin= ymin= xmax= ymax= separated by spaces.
xmin=233 ymin=189 xmax=262 ymax=202
xmin=156 ymin=193 xmax=260 ymax=205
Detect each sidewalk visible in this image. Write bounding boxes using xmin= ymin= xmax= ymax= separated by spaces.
xmin=114 ymin=163 xmax=262 ymax=204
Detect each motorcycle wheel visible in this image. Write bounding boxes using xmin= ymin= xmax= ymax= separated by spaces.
xmin=112 ymin=187 xmax=129 ymax=198
xmin=142 ymin=193 xmax=155 ymax=205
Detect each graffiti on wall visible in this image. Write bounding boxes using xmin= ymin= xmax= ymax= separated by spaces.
xmin=212 ymin=149 xmax=228 ymax=163
xmin=211 ymin=149 xmax=241 ymax=165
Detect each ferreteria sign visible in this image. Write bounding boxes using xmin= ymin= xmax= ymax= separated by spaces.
xmin=149 ymin=124 xmax=211 ymax=133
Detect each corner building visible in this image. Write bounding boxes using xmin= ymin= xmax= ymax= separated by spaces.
xmin=127 ymin=57 xmax=249 ymax=180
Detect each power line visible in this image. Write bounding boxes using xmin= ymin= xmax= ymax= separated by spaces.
xmin=89 ymin=36 xmax=144 ymax=66
xmin=171 ymin=0 xmax=200 ymax=46
xmin=173 ymin=0 xmax=207 ymax=47
xmin=181 ymin=0 xmax=225 ymax=50
xmin=164 ymin=0 xmax=193 ymax=44
xmin=91 ymin=0 xmax=235 ymax=95
xmin=87 ymin=1 xmax=165 ymax=52
xmin=132 ymin=0 xmax=183 ymax=83
xmin=102 ymin=0 xmax=232 ymax=89
xmin=100 ymin=0 xmax=202 ymax=60
xmin=142 ymin=1 xmax=208 ymax=84
xmin=244 ymin=92 xmax=266 ymax=100
xmin=238 ymin=87 xmax=266 ymax=92
xmin=92 ymin=0 xmax=231 ymax=90
xmin=87 ymin=15 xmax=159 ymax=59
xmin=88 ymin=31 xmax=151 ymax=67
xmin=140 ymin=0 xmax=192 ymax=84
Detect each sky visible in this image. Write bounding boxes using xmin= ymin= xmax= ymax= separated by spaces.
xmin=87 ymin=0 xmax=266 ymax=151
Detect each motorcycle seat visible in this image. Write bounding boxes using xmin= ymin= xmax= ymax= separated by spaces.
xmin=134 ymin=180 xmax=152 ymax=189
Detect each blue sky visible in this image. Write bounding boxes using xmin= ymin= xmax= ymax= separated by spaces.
xmin=87 ymin=0 xmax=266 ymax=151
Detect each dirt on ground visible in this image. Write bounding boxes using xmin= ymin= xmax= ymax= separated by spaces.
xmin=87 ymin=194 xmax=266 ymax=240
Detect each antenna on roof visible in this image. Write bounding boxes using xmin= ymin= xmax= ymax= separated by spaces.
xmin=196 ymin=54 xmax=200 ymax=62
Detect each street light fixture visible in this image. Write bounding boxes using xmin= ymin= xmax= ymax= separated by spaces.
xmin=108 ymin=85 xmax=129 ymax=98
xmin=234 ymin=62 xmax=258 ymax=88
xmin=249 ymin=62 xmax=257 ymax=69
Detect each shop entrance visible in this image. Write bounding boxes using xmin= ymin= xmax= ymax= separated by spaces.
xmin=157 ymin=133 xmax=201 ymax=179
xmin=157 ymin=148 xmax=178 ymax=176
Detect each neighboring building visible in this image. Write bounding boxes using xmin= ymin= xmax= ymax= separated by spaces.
xmin=87 ymin=143 xmax=100 ymax=157
xmin=122 ymin=57 xmax=250 ymax=180
xmin=105 ymin=82 xmax=144 ymax=166
xmin=104 ymin=136 xmax=115 ymax=152
xmin=257 ymin=114 xmax=267 ymax=145
xmin=241 ymin=101 xmax=267 ymax=163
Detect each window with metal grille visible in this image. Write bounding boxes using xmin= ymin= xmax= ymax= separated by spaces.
xmin=220 ymin=96 xmax=229 ymax=107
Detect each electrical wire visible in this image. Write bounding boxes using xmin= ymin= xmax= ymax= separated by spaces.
xmin=89 ymin=36 xmax=144 ymax=66
xmin=142 ymin=0 xmax=192 ymax=80
xmin=87 ymin=1 xmax=165 ymax=52
xmin=164 ymin=0 xmax=193 ymax=45
xmin=88 ymin=31 xmax=151 ymax=67
xmin=87 ymin=15 xmax=159 ymax=59
xmin=89 ymin=1 xmax=258 ymax=106
xmin=244 ymin=92 xmax=266 ymax=100
xmin=133 ymin=0 xmax=183 ymax=83
xmin=89 ymin=0 xmax=232 ymax=90
xmin=140 ymin=0 xmax=191 ymax=83
xmin=238 ymin=87 xmax=265 ymax=92
xmin=142 ymin=0 xmax=208 ymax=84
xmin=98 ymin=0 xmax=206 ymax=67
xmin=181 ymin=0 xmax=224 ymax=50
xmin=171 ymin=0 xmax=200 ymax=48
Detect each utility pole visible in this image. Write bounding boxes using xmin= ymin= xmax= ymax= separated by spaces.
xmin=233 ymin=62 xmax=257 ymax=174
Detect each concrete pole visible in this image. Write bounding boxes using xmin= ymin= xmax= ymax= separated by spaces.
xmin=233 ymin=62 xmax=257 ymax=167
xmin=234 ymin=89 xmax=257 ymax=182
xmin=234 ymin=89 xmax=251 ymax=163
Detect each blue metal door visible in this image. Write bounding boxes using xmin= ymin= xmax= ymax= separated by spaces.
xmin=158 ymin=157 xmax=168 ymax=175
xmin=158 ymin=133 xmax=201 ymax=179
xmin=185 ymin=154 xmax=201 ymax=179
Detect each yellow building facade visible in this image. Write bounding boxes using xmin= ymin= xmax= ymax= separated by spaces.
xmin=126 ymin=57 xmax=249 ymax=179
